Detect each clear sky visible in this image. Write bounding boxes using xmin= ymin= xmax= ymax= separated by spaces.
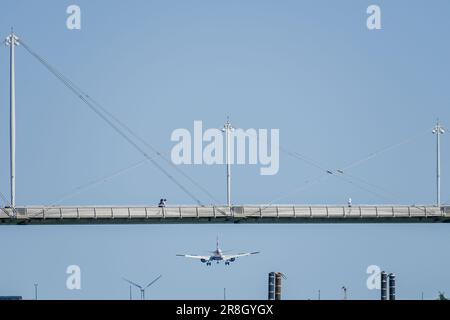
xmin=0 ymin=0 xmax=450 ymax=300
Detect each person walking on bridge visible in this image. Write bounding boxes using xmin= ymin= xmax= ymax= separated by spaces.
xmin=158 ymin=198 xmax=167 ymax=208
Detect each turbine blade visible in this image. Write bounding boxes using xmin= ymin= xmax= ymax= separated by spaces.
xmin=145 ymin=275 xmax=162 ymax=289
xmin=122 ymin=277 xmax=142 ymax=289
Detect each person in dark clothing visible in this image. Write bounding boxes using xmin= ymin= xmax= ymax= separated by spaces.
xmin=158 ymin=198 xmax=167 ymax=208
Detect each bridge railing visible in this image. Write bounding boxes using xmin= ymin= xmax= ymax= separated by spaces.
xmin=0 ymin=205 xmax=446 ymax=221
xmin=232 ymin=205 xmax=444 ymax=218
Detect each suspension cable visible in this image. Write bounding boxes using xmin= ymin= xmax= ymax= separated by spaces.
xmin=19 ymin=38 xmax=208 ymax=206
xmin=26 ymin=59 xmax=219 ymax=204
xmin=79 ymin=93 xmax=220 ymax=204
xmin=281 ymin=148 xmax=398 ymax=202
xmin=245 ymin=128 xmax=431 ymax=216
xmin=26 ymin=159 xmax=154 ymax=218
xmin=339 ymin=128 xmax=430 ymax=172
xmin=0 ymin=191 xmax=15 ymax=217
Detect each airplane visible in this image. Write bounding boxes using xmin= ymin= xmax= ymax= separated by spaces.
xmin=176 ymin=237 xmax=259 ymax=266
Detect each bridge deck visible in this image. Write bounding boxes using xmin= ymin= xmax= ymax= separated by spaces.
xmin=1 ymin=205 xmax=449 ymax=224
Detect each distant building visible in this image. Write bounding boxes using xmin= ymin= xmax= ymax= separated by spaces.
xmin=0 ymin=296 xmax=22 ymax=300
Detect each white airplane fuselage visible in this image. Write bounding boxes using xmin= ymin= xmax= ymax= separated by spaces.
xmin=177 ymin=237 xmax=258 ymax=266
xmin=202 ymin=248 xmax=236 ymax=265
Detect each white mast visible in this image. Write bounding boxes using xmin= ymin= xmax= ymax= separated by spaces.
xmin=433 ymin=120 xmax=445 ymax=207
xmin=6 ymin=30 xmax=19 ymax=208
xmin=222 ymin=119 xmax=234 ymax=207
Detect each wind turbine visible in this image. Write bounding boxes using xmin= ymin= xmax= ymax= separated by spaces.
xmin=122 ymin=275 xmax=162 ymax=300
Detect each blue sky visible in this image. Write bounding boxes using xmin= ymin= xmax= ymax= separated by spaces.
xmin=0 ymin=0 xmax=450 ymax=299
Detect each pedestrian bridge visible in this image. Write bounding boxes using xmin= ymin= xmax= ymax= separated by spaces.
xmin=1 ymin=205 xmax=449 ymax=224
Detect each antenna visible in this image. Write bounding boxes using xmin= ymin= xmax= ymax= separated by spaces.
xmin=5 ymin=30 xmax=19 ymax=209
xmin=123 ymin=275 xmax=162 ymax=300
xmin=34 ymin=283 xmax=38 ymax=300
xmin=341 ymin=286 xmax=347 ymax=300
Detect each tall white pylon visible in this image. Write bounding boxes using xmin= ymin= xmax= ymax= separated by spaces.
xmin=432 ymin=120 xmax=445 ymax=207
xmin=222 ymin=119 xmax=234 ymax=208
xmin=5 ymin=30 xmax=19 ymax=208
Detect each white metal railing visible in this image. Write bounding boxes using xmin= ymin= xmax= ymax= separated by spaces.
xmin=0 ymin=205 xmax=446 ymax=221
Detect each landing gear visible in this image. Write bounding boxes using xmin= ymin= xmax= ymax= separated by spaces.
xmin=206 ymin=262 xmax=211 ymax=266
xmin=225 ymin=261 xmax=230 ymax=266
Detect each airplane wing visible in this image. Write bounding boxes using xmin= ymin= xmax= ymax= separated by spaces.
xmin=223 ymin=251 xmax=260 ymax=260
xmin=176 ymin=254 xmax=210 ymax=260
